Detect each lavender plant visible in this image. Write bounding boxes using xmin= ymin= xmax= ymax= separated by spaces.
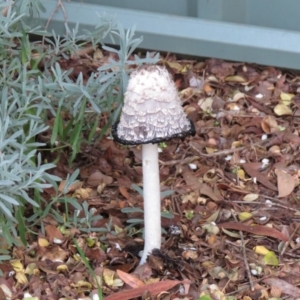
xmin=0 ymin=0 xmax=159 ymax=255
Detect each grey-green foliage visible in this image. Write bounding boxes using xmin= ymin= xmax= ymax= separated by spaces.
xmin=0 ymin=1 xmax=60 ymax=250
xmin=0 ymin=0 xmax=159 ymax=253
xmin=38 ymin=16 xmax=159 ymax=163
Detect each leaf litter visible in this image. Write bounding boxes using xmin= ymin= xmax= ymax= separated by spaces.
xmin=3 ymin=50 xmax=300 ymax=299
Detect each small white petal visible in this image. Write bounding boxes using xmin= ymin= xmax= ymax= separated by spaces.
xmin=225 ymin=155 xmax=232 ymax=161
xmin=90 ymin=207 xmax=97 ymax=214
xmin=170 ymin=225 xmax=181 ymax=235
xmin=179 ymin=285 xmax=185 ymax=294
xmin=253 ymin=177 xmax=257 ymax=184
xmin=53 ymin=258 xmax=63 ymax=262
xmin=255 ymin=93 xmax=263 ymax=99
xmin=53 ymin=238 xmax=63 ymax=244
xmin=261 ymin=134 xmax=268 ymax=140
xmin=265 ymin=200 xmax=273 ymax=207
xmin=244 ymin=85 xmax=254 ymax=92
xmin=115 ymin=243 xmax=122 ymax=251
xmin=24 ymin=292 xmax=33 ymax=298
xmin=259 ymin=216 xmax=267 ymax=221
xmin=262 ymin=158 xmax=269 ymax=165
xmin=296 ymin=237 xmax=300 ymax=243
xmin=251 ymin=269 xmax=258 ymax=276
xmin=92 ymin=294 xmax=100 ymax=300
xmin=239 ymin=159 xmax=246 ymax=163
xmin=189 ymin=163 xmax=197 ymax=170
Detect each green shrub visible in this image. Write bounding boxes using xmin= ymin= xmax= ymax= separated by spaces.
xmin=0 ymin=0 xmax=158 ymax=256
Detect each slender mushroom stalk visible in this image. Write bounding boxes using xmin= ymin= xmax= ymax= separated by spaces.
xmin=140 ymin=143 xmax=161 ymax=264
xmin=112 ymin=65 xmax=195 ymax=265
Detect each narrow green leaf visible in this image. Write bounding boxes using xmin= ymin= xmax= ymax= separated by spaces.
xmin=73 ymin=239 xmax=103 ymax=299
xmin=88 ymin=115 xmax=99 ymax=143
xmin=121 ymin=207 xmax=144 ymax=214
xmin=51 ymin=106 xmax=62 ymax=145
xmin=16 ymin=207 xmax=27 ymax=246
xmin=131 ymin=184 xmax=143 ymax=196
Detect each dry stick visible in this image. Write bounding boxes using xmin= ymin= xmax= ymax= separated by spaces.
xmin=280 ymin=223 xmax=300 ymax=256
xmin=42 ymin=0 xmax=69 ymax=46
xmin=159 ymin=155 xmax=198 ymax=166
xmin=232 ymin=212 xmax=255 ymax=291
xmin=159 ymin=139 xmax=267 ymax=166
xmin=189 ymin=139 xmax=268 ymax=158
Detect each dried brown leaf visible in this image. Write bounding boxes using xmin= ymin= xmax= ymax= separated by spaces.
xmin=243 ymin=163 xmax=278 ymax=191
xmin=264 ymin=278 xmax=300 ymax=298
xmin=104 ymin=280 xmax=181 ymax=300
xmin=87 ymin=171 xmax=113 ymax=186
xmin=116 ymin=269 xmax=145 ymax=288
xmin=44 ymin=225 xmax=64 ymax=242
xmin=218 ymin=222 xmax=288 ymax=241
xmin=275 ymin=169 xmax=295 ymax=198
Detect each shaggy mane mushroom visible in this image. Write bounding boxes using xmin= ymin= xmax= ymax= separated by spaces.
xmin=112 ymin=64 xmax=195 ymax=265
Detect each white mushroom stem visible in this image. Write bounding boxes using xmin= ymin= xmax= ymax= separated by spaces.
xmin=139 ymin=143 xmax=161 ymax=265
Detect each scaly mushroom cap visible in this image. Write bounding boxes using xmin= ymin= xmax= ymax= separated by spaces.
xmin=112 ymin=65 xmax=195 ymax=145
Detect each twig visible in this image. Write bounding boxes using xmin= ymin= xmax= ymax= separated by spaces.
xmin=280 ymin=223 xmax=300 ymax=256
xmin=159 ymin=155 xmax=199 ymax=166
xmin=42 ymin=0 xmax=69 ymax=45
xmin=189 ymin=139 xmax=267 ymax=158
xmin=232 ymin=212 xmax=254 ymax=291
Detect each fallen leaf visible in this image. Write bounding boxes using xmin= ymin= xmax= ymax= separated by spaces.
xmin=253 ymin=245 xmax=269 ymax=255
xmin=238 ymin=212 xmax=252 ymax=221
xmin=232 ymin=92 xmax=245 ymax=102
xmin=10 ymin=260 xmax=24 ymax=273
xmin=261 ymin=116 xmax=279 ymax=133
xmin=217 ymin=222 xmax=288 ymax=241
xmin=119 ymin=186 xmax=130 ymax=200
xmin=263 ymin=251 xmax=279 ymax=266
xmin=87 ymin=171 xmax=113 ymax=186
xmin=243 ymin=193 xmax=259 ymax=202
xmin=116 ymin=269 xmax=145 ymax=288
xmin=15 ymin=272 xmax=28 ymax=284
xmin=103 ymin=268 xmax=115 ymax=287
xmin=104 ymin=280 xmax=181 ymax=300
xmin=38 ymin=238 xmax=49 ymax=247
xmin=44 ymin=225 xmax=64 ymax=243
xmin=274 ymin=104 xmax=292 ymax=116
xmin=243 ymin=163 xmax=278 ymax=191
xmin=280 ymin=92 xmax=294 ymax=105
xmin=275 ymin=169 xmax=295 ymax=198
xmin=58 ymin=180 xmax=83 ymax=193
xmin=225 ymin=75 xmax=246 ymax=83
xmin=165 ymin=61 xmax=184 ymax=72
xmin=264 ymin=278 xmax=300 ymax=298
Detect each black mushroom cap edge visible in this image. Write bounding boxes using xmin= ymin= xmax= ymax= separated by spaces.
xmin=111 ymin=118 xmax=196 ymax=146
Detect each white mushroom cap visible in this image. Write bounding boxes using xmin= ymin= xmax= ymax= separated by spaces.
xmin=112 ymin=65 xmax=195 ymax=145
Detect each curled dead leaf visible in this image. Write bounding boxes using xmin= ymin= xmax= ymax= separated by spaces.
xmin=218 ymin=222 xmax=288 ymax=241
xmin=58 ymin=180 xmax=83 ymax=193
xmin=275 ymin=169 xmax=295 ymax=198
xmin=225 ymin=75 xmax=246 ymax=83
xmin=261 ymin=116 xmax=279 ymax=133
xmin=274 ymin=104 xmax=292 ymax=116
xmin=104 ymin=279 xmax=182 ymax=300
xmin=44 ymin=225 xmax=64 ymax=242
xmin=87 ymin=171 xmax=113 ymax=187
